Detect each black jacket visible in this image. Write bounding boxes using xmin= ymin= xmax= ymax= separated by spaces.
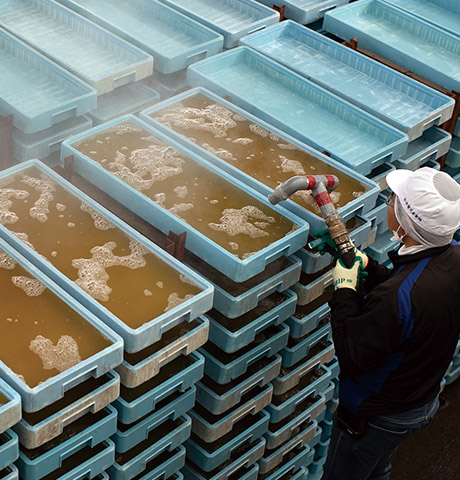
xmin=330 ymin=242 xmax=460 ymax=417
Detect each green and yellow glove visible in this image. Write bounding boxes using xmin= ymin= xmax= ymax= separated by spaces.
xmin=354 ymin=248 xmax=369 ymax=269
xmin=332 ymin=256 xmax=364 ymax=291
xmin=311 ymin=228 xmax=339 ymax=259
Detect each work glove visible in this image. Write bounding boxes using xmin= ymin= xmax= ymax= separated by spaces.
xmin=354 ymin=248 xmax=369 ymax=269
xmin=332 ymin=256 xmax=365 ymax=291
xmin=311 ymin=228 xmax=339 ymax=259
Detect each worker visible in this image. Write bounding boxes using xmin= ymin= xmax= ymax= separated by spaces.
xmin=321 ymin=167 xmax=460 ymax=480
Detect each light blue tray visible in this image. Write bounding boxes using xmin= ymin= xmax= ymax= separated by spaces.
xmin=0 ymin=29 xmax=96 ymax=134
xmin=182 ymin=438 xmax=265 ymax=480
xmin=200 ymin=323 xmax=289 ymax=384
xmin=0 ymin=379 xmax=21 ymax=436
xmin=394 ymin=127 xmax=452 ymax=170
xmin=365 ymin=229 xmax=400 ymax=264
xmin=368 ymin=162 xmax=395 ymax=192
xmin=0 ymin=465 xmax=18 ymax=480
xmin=383 ymin=0 xmax=460 ymax=37
xmin=61 ymin=115 xmax=309 ymax=283
xmin=13 ymin=116 xmax=93 ymax=163
xmin=190 ymin=383 xmax=272 ymax=442
xmin=196 ymin=355 xmax=281 ymax=415
xmin=133 ymin=447 xmax=186 ymax=480
xmin=185 ymin=410 xmax=269 ymax=472
xmin=323 ymin=0 xmax=460 ymax=92
xmin=257 ymin=444 xmax=314 ymax=480
xmin=265 ymin=382 xmax=334 ymax=450
xmin=17 ymin=405 xmax=117 ymax=480
xmin=363 ymin=194 xmax=389 ymax=235
xmin=255 ymin=0 xmax=349 ymax=24
xmin=445 ymin=136 xmax=460 ymax=169
xmin=109 ymin=415 xmax=191 ymax=480
xmin=56 ymin=0 xmax=223 ymax=74
xmin=291 ymin=265 xmax=334 ymax=306
xmin=0 ymin=236 xmax=123 ymax=413
xmin=240 ymin=21 xmax=454 ymax=141
xmin=112 ymin=386 xmax=195 ymax=453
xmin=114 ymin=351 xmax=204 ymax=425
xmin=0 ymin=430 xmax=18 ymax=472
xmin=15 ymin=371 xmax=119 ymax=449
xmin=87 ymin=83 xmax=160 ymax=126
xmin=157 ymin=0 xmax=279 ymax=49
xmin=140 ymin=87 xmax=380 ymax=233
xmin=187 ymin=47 xmax=408 ymax=175
xmin=0 ymin=0 xmax=153 ymax=95
xmin=117 ymin=316 xmax=209 ymax=388
xmin=0 ymin=160 xmax=213 ymax=354
xmin=206 ymin=289 xmax=297 ymax=353
xmin=184 ymin=252 xmax=301 ymax=319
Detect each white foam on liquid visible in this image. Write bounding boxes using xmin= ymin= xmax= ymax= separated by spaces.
xmin=29 ymin=334 xmax=81 ymax=372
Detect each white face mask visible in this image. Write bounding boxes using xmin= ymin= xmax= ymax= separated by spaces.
xmin=390 ymin=225 xmax=406 ymax=243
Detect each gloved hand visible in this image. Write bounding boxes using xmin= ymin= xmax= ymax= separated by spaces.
xmin=311 ymin=228 xmax=339 ymax=259
xmin=332 ymin=256 xmax=365 ymax=291
xmin=354 ymin=248 xmax=369 ymax=269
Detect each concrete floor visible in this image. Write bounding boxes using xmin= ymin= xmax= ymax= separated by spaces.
xmin=391 ymin=378 xmax=460 ymax=479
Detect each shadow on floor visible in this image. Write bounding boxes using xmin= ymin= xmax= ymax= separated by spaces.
xmin=391 ymin=378 xmax=460 ymax=479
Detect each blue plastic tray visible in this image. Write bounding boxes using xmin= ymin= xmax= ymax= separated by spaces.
xmin=140 ymin=87 xmax=380 ymax=233
xmin=291 ymin=265 xmax=334 ymax=306
xmin=206 ymin=290 xmax=297 ymax=353
xmin=0 ymin=28 xmax=96 ymax=134
xmin=109 ymin=415 xmax=191 ymax=480
xmin=445 ymin=136 xmax=460 ymax=169
xmin=117 ymin=316 xmax=209 ymax=388
xmin=200 ymin=323 xmax=289 ymax=384
xmin=0 ymin=379 xmax=21 ymax=436
xmin=0 ymin=430 xmax=18 ymax=472
xmin=114 ymin=351 xmax=204 ymax=425
xmin=240 ymin=21 xmax=454 ymax=141
xmin=0 ymin=236 xmax=123 ymax=413
xmin=279 ymin=323 xmax=334 ymax=372
xmin=113 ymin=386 xmax=195 ymax=453
xmin=17 ymin=405 xmax=117 ymax=480
xmin=363 ymin=194 xmax=389 ymax=235
xmin=0 ymin=0 xmax=153 ymax=95
xmin=190 ymin=383 xmax=272 ymax=442
xmin=182 ymin=438 xmax=265 ymax=480
xmin=187 ymin=47 xmax=408 ymax=175
xmin=0 ymin=160 xmax=213 ymax=354
xmin=185 ymin=410 xmax=269 ymax=472
xmin=383 ymin=0 xmax=460 ymax=38
xmin=0 ymin=465 xmax=18 ymax=480
xmin=15 ymin=371 xmax=120 ymax=449
xmin=266 ymin=365 xmax=332 ymax=423
xmin=12 ymin=116 xmax=93 ymax=163
xmin=368 ymin=162 xmax=395 ymax=192
xmin=87 ymin=83 xmax=160 ymax=126
xmin=257 ymin=444 xmax=314 ymax=480
xmin=365 ymin=230 xmax=400 ymax=264
xmin=265 ymin=382 xmax=334 ymax=450
xmin=132 ymin=447 xmax=186 ymax=480
xmin=184 ymin=252 xmax=301 ymax=319
xmin=56 ymin=0 xmax=223 ymax=74
xmin=196 ymin=355 xmax=281 ymax=415
xmin=455 ymin=118 xmax=460 ymax=137
xmin=157 ymin=0 xmax=279 ymax=49
xmin=61 ymin=115 xmax=309 ymax=283
xmin=394 ymin=127 xmax=452 ymax=170
xmin=150 ymin=69 xmax=188 ymax=99
xmin=323 ymin=0 xmax=460 ymax=92
xmin=255 ymin=0 xmax=349 ymax=24
xmin=286 ymin=291 xmax=331 ymax=339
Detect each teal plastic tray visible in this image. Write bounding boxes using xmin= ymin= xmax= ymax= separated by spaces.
xmin=130 ymin=447 xmax=186 ymax=480
xmin=240 ymin=21 xmax=454 ymax=141
xmin=383 ymin=0 xmax=460 ymax=37
xmin=445 ymin=136 xmax=460 ymax=169
xmin=157 ymin=0 xmax=279 ymax=48
xmin=323 ymin=0 xmax=460 ymax=92
xmin=0 ymin=160 xmax=213 ymax=354
xmin=140 ymin=87 xmax=380 ymax=233
xmin=187 ymin=47 xmax=408 ymax=175
xmin=0 ymin=430 xmax=18 ymax=472
xmin=0 ymin=0 xmax=153 ymax=95
xmin=256 ymin=444 xmax=314 ymax=480
xmin=56 ymin=0 xmax=224 ymax=74
xmin=0 ymin=379 xmax=21 ymax=436
xmin=61 ymin=115 xmax=309 ymax=282
xmin=0 ymin=29 xmax=96 ymax=134
xmin=0 ymin=465 xmax=18 ymax=480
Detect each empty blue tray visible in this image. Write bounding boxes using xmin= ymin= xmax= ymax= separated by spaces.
xmin=187 ymin=47 xmax=408 ymax=175
xmin=56 ymin=0 xmax=224 ymax=74
xmin=61 ymin=115 xmax=309 ymax=282
xmin=0 ymin=0 xmax=153 ymax=95
xmin=323 ymin=0 xmax=460 ymax=92
xmin=0 ymin=160 xmax=213 ymax=354
xmin=157 ymin=0 xmax=279 ymax=48
xmin=241 ymin=21 xmax=454 ymax=141
xmin=0 ymin=28 xmax=96 ymax=134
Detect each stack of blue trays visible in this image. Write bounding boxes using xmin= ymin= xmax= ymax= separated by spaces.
xmin=0 ymin=378 xmax=21 ymax=476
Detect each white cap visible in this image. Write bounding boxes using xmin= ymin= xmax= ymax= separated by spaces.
xmin=386 ymin=167 xmax=460 ymax=247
